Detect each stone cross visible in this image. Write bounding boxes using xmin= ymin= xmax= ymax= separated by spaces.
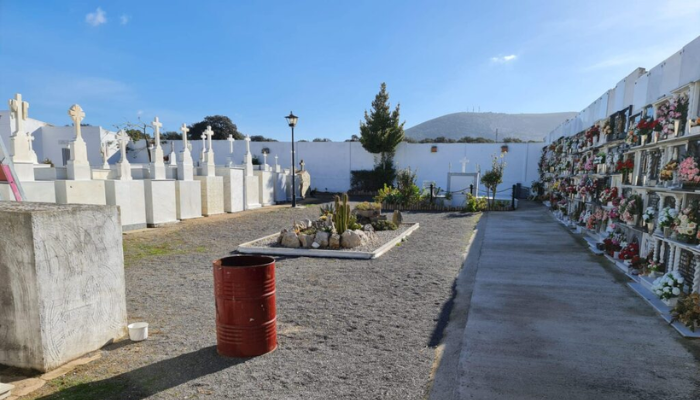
xmin=28 ymin=133 xmax=35 ymax=152
xmin=180 ymin=123 xmax=190 ymax=151
xmin=275 ymin=155 xmax=279 ymax=168
xmin=68 ymin=104 xmax=86 ymax=141
xmin=200 ymin=133 xmax=206 ymax=161
xmin=228 ymin=134 xmax=235 ymax=154
xmin=263 ymin=152 xmax=268 ymax=166
xmin=169 ymin=141 xmax=177 ymax=165
xmin=152 ymin=117 xmax=163 ymax=147
xmin=116 ymin=130 xmax=130 ymax=162
xmin=205 ymin=126 xmax=214 ymax=152
xmin=244 ymin=135 xmax=253 ymax=176
xmin=8 ymin=93 xmax=28 ymax=136
xmin=460 ymin=157 xmax=469 ymax=173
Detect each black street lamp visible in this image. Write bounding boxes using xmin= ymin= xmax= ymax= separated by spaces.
xmin=285 ymin=111 xmax=298 ymax=207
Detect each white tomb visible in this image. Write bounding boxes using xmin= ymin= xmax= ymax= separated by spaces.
xmin=243 ymin=135 xmax=261 ymax=209
xmin=143 ymin=116 xmax=178 ymax=227
xmin=54 ymin=105 xmax=106 ymax=205
xmin=216 ymin=134 xmax=245 ymax=213
xmin=175 ymin=124 xmax=203 ymax=220
xmin=194 ymin=126 xmax=224 ymax=216
xmin=447 ymin=158 xmax=480 ymax=208
xmin=254 ymin=167 xmax=276 ymax=206
xmin=273 ymin=155 xmax=289 ymax=203
xmin=104 ymin=130 xmax=147 ymax=231
xmin=0 ymin=202 xmax=127 ymax=372
xmin=3 ymin=94 xmax=55 ymax=202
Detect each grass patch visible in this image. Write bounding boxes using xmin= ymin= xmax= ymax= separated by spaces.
xmin=30 ymin=374 xmax=127 ymax=400
xmin=123 ymin=236 xmax=208 ymax=267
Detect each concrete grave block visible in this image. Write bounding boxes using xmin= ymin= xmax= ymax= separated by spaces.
xmin=144 ymin=179 xmax=178 ymax=227
xmin=175 ymin=180 xmax=203 ymax=220
xmin=254 ymin=170 xmax=275 ymax=206
xmin=216 ymin=167 xmax=245 ymax=213
xmin=0 ymin=202 xmax=127 ymax=372
xmin=194 ymin=175 xmax=224 ymax=216
xmin=105 ymin=180 xmax=147 ymax=231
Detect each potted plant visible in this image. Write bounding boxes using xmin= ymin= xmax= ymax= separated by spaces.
xmin=660 ymin=160 xmax=678 ymax=187
xmin=673 ymin=203 xmax=698 ymax=244
xmin=678 ymin=156 xmax=700 ymax=190
xmin=646 ymin=259 xmax=664 ymax=278
xmin=651 ymin=271 xmax=685 ymax=307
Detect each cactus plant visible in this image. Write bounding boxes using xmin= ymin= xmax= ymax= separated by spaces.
xmin=333 ymin=193 xmax=352 ymax=234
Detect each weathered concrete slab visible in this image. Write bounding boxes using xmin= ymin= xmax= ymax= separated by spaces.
xmin=432 ymin=202 xmax=700 ymax=400
xmin=0 ymin=202 xmax=127 ymax=372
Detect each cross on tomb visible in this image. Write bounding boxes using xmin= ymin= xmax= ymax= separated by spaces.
xmin=152 ymin=117 xmax=163 ymax=146
xmin=460 ymin=157 xmax=469 ymax=173
xmin=68 ymin=104 xmax=86 ymax=141
xmin=180 ymin=123 xmax=190 ymax=150
xmin=275 ymin=155 xmax=279 ymax=167
xmin=200 ymin=134 xmax=206 ymax=160
xmin=205 ymin=126 xmax=214 ymax=151
xmin=227 ymin=134 xmax=235 ymax=154
xmin=8 ymin=93 xmax=29 ymax=136
xmin=28 ymin=133 xmax=35 ymax=151
xmin=116 ymin=130 xmax=131 ymax=162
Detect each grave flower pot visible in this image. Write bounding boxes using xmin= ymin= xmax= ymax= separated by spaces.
xmin=613 ymin=251 xmax=620 ymax=259
xmin=662 ymin=298 xmax=678 ymax=308
xmin=674 ymin=120 xmax=681 ymax=137
xmin=663 ymin=227 xmax=673 ymax=238
xmin=213 ymin=255 xmax=277 ymax=358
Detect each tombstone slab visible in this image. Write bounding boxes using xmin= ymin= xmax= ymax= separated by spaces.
xmin=194 ymin=176 xmax=224 ymax=216
xmin=105 ymin=180 xmax=147 ymax=231
xmin=245 ymin=175 xmax=261 ymax=210
xmin=0 ymin=202 xmax=127 ymax=372
xmin=144 ymin=180 xmax=178 ymax=227
xmin=216 ymin=166 xmax=245 ymax=213
xmin=54 ymin=180 xmax=107 ymax=205
xmin=175 ymin=180 xmax=203 ymax=220
xmin=254 ymin=170 xmax=276 ymax=206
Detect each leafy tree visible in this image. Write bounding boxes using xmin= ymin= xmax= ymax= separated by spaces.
xmin=125 ymin=128 xmax=148 ymax=142
xmin=503 ymin=137 xmax=523 ymax=143
xmin=250 ymin=135 xmax=278 ymax=142
xmin=402 ymin=136 xmax=417 ymax=143
xmin=313 ymin=138 xmax=332 ymax=142
xmin=481 ymin=153 xmax=506 ymax=210
xmin=162 ymin=131 xmax=182 ymax=140
xmin=359 ymin=82 xmax=405 ymax=186
xmin=188 ymin=115 xmax=243 ymax=141
xmin=458 ymin=136 xmax=494 ymax=143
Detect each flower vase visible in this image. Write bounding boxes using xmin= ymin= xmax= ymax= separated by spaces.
xmin=632 ymin=215 xmax=640 ymax=226
xmin=640 ymin=135 xmax=647 ymax=146
xmin=663 ymin=227 xmax=672 ymax=238
xmin=674 ymin=120 xmax=681 ymax=137
xmin=607 ymin=201 xmax=613 ymax=207
xmin=647 ymin=222 xmax=655 ymax=233
xmin=613 ymin=251 xmax=620 ymax=259
xmin=653 ymin=132 xmax=659 ymax=143
xmin=662 ymin=298 xmax=678 ymax=308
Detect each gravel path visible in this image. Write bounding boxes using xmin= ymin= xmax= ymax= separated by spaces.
xmin=30 ymin=205 xmax=479 ymax=400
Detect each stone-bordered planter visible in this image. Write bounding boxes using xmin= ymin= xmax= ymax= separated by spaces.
xmin=237 ymin=223 xmax=420 ymax=259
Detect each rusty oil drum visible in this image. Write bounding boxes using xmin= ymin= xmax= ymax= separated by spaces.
xmin=213 ymin=255 xmax=277 ymax=357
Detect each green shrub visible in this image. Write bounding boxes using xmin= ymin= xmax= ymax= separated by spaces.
xmin=350 ymin=165 xmax=397 ymax=192
xmin=464 ymin=194 xmax=488 ymax=212
xmin=372 ymin=220 xmax=398 ymax=231
xmin=354 ymin=201 xmax=382 ymax=211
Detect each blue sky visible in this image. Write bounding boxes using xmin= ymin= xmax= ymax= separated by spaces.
xmin=1 ymin=0 xmax=699 ymax=141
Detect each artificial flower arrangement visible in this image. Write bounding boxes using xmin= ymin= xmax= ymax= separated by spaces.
xmin=602 ymin=121 xmax=613 ymax=137
xmin=608 ymin=206 xmax=619 ymax=220
xmin=672 ymin=293 xmax=700 ymax=331
xmin=618 ymin=241 xmax=639 ymax=261
xmin=603 ymin=226 xmax=624 ymax=256
xmin=599 ymin=187 xmax=618 ymax=204
xmin=659 ymin=160 xmax=678 ymax=182
xmin=632 ymin=116 xmax=659 ymax=144
xmin=616 ymin=159 xmax=634 ymax=174
xmin=642 ymin=207 xmax=656 ymax=224
xmin=593 ymin=152 xmax=606 ymax=165
xmin=619 ymin=194 xmax=642 ymax=225
xmin=673 ymin=203 xmax=698 ymax=243
xmin=678 ymin=156 xmax=700 ymax=186
xmin=586 ymin=213 xmax=598 ymax=230
xmin=651 ymin=271 xmax=685 ymax=306
xmin=585 ymin=125 xmax=600 ymax=145
xmin=584 ymin=157 xmax=594 ymax=172
xmin=646 ymin=259 xmax=665 ymax=277
xmin=658 ymin=207 xmax=679 ymax=232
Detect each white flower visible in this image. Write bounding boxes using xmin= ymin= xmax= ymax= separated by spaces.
xmin=664 ymin=287 xmax=671 ymax=292
xmin=678 ymin=277 xmax=685 ymax=284
xmin=672 ymin=287 xmax=681 ymax=296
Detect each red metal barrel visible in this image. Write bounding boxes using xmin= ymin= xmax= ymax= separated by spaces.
xmin=213 ymin=255 xmax=277 ymax=357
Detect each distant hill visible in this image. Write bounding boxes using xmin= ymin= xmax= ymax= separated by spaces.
xmin=405 ymin=112 xmax=577 ymax=142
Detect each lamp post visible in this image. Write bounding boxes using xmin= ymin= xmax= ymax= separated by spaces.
xmin=285 ymin=111 xmax=298 ymax=207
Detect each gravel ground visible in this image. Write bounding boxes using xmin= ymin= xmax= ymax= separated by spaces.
xmin=29 ymin=205 xmax=479 ymax=400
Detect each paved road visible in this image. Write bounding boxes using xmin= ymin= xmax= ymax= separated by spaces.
xmin=431 ymin=202 xmax=700 ymax=400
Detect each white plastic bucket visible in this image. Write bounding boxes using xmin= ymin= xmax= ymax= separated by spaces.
xmin=128 ymin=322 xmax=149 ymax=341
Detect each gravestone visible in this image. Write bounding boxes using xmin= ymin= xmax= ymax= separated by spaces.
xmin=143 ymin=116 xmax=177 ymax=227
xmin=243 ymin=135 xmax=261 ymax=209
xmin=175 ymin=123 xmax=203 ymax=220
xmin=104 ymin=130 xmax=147 ymax=231
xmin=216 ymin=133 xmax=245 ymax=213
xmin=194 ymin=126 xmax=224 ymax=216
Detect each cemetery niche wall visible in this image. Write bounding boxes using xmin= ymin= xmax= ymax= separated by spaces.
xmin=538 ymin=34 xmax=700 ymax=336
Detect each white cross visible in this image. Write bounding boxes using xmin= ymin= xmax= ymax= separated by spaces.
xmin=460 ymin=157 xmax=469 ymax=173
xmin=263 ymin=152 xmax=268 ymax=165
xmin=205 ymin=126 xmax=214 ymax=151
xmin=116 ymin=130 xmax=131 ymax=161
xmin=68 ymin=104 xmax=86 ymax=141
xmin=8 ymin=93 xmax=28 ymax=135
xmin=275 ymin=154 xmax=279 ymax=167
xmin=180 ymin=123 xmax=190 ymax=150
xmin=201 ymin=133 xmax=206 ymax=160
xmin=28 ymin=133 xmax=35 ymax=151
xmin=227 ymin=134 xmax=235 ymax=154
xmin=152 ymin=117 xmax=163 ymax=145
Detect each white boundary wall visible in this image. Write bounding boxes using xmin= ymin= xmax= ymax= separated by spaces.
xmin=546 ymin=34 xmax=700 ymax=142
xmin=126 ymin=140 xmax=540 ymax=194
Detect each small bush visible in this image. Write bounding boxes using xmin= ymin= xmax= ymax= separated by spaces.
xmin=372 ymin=220 xmax=398 ymax=231
xmin=355 ymin=201 xmax=382 ymax=211
xmin=350 ymin=165 xmax=396 ymax=192
xmin=464 ymin=194 xmax=488 ymax=212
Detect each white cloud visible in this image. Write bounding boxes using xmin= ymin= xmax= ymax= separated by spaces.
xmin=86 ymin=7 xmax=107 ymax=27
xmin=120 ymin=14 xmax=130 ymax=25
xmin=490 ymin=55 xmax=517 ymax=63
